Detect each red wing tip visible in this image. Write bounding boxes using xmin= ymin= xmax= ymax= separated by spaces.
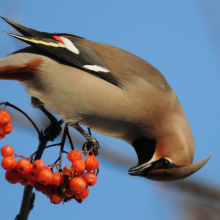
xmin=53 ymin=35 xmax=64 ymax=44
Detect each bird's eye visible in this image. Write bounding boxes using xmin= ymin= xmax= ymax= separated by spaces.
xmin=161 ymin=159 xmax=171 ymax=167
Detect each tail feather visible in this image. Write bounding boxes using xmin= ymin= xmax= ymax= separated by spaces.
xmin=0 ymin=16 xmax=83 ymax=39
xmin=0 ymin=17 xmax=82 ymax=52
xmin=0 ymin=30 xmax=64 ymax=48
xmin=0 ymin=16 xmax=53 ymax=38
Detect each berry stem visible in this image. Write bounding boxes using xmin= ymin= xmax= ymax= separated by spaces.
xmin=53 ymin=157 xmax=60 ymax=165
xmin=44 ymin=143 xmax=61 ymax=149
xmin=48 ymin=164 xmax=59 ymax=171
xmin=28 ymin=152 xmax=36 ymax=161
xmin=14 ymin=153 xmax=27 ymax=159
xmin=82 ymin=147 xmax=94 ymax=159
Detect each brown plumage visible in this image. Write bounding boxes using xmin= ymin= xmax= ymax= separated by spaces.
xmin=0 ymin=17 xmax=211 ymax=181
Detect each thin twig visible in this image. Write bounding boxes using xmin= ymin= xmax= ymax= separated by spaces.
xmin=54 ymin=157 xmax=60 ymax=165
xmin=0 ymin=102 xmax=40 ymax=135
xmin=44 ymin=143 xmax=61 ymax=149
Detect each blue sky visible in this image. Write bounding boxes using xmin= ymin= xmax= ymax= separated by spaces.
xmin=0 ymin=1 xmax=220 ymax=220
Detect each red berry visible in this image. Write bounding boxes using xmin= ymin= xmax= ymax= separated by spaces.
xmin=22 ymin=166 xmax=37 ymax=183
xmin=42 ymin=186 xmax=53 ymax=197
xmin=33 ymin=159 xmax=46 ymax=172
xmin=67 ymin=150 xmax=82 ymax=162
xmin=34 ymin=182 xmax=45 ymax=192
xmin=37 ymin=169 xmax=53 ymax=185
xmin=69 ymin=176 xmax=86 ymax=193
xmin=85 ymin=155 xmax=99 ymax=170
xmin=50 ymin=192 xmax=64 ymax=204
xmin=50 ymin=171 xmax=64 ymax=187
xmin=17 ymin=158 xmax=32 ymax=174
xmin=1 ymin=156 xmax=16 ymax=170
xmin=5 ymin=169 xmax=19 ymax=184
xmin=72 ymin=159 xmax=85 ymax=173
xmin=0 ymin=110 xmax=11 ymax=126
xmin=3 ymin=123 xmax=13 ymax=134
xmin=76 ymin=188 xmax=89 ymax=200
xmin=11 ymin=160 xmax=18 ymax=173
xmin=62 ymin=166 xmax=75 ymax=181
xmin=27 ymin=175 xmax=38 ymax=186
xmin=30 ymin=166 xmax=39 ymax=179
xmin=22 ymin=166 xmax=32 ymax=177
xmin=18 ymin=174 xmax=29 ymax=186
xmin=0 ymin=126 xmax=4 ymax=134
xmin=66 ymin=189 xmax=77 ymax=197
xmin=1 ymin=145 xmax=14 ymax=157
xmin=83 ymin=172 xmax=97 ymax=186
xmin=0 ymin=133 xmax=6 ymax=140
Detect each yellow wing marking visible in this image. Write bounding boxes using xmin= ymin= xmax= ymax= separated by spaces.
xmin=0 ymin=30 xmax=65 ymax=47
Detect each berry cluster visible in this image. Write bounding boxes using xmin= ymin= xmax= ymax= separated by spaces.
xmin=1 ymin=146 xmax=99 ymax=204
xmin=0 ymin=110 xmax=13 ymax=139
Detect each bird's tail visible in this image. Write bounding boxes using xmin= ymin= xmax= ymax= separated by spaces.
xmin=0 ymin=16 xmax=53 ymax=38
xmin=0 ymin=16 xmax=69 ymax=57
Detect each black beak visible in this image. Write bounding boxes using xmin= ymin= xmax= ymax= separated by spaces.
xmin=128 ymin=163 xmax=152 ymax=176
xmin=130 ymin=137 xmax=156 ymax=176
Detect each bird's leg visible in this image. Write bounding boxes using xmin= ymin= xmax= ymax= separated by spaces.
xmin=31 ymin=97 xmax=63 ymax=141
xmin=71 ymin=123 xmax=100 ymax=156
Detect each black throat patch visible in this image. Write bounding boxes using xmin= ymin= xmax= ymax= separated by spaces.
xmin=132 ymin=137 xmax=156 ymax=165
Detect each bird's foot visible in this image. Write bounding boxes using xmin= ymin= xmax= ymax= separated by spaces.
xmin=82 ymin=139 xmax=100 ymax=156
xmin=71 ymin=123 xmax=100 ymax=156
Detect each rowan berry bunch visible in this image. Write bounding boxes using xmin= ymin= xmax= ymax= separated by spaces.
xmin=1 ymin=145 xmax=99 ymax=204
xmin=0 ymin=110 xmax=13 ymax=140
xmin=0 ymin=103 xmax=100 ymax=207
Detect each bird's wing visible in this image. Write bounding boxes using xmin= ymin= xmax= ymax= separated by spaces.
xmin=0 ymin=16 xmax=169 ymax=90
xmin=0 ymin=16 xmax=119 ymax=86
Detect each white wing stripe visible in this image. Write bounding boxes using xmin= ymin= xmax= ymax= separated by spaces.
xmin=83 ymin=65 xmax=109 ymax=72
xmin=59 ymin=37 xmax=80 ymax=54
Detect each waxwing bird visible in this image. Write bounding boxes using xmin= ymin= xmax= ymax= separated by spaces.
xmin=0 ymin=17 xmax=211 ymax=181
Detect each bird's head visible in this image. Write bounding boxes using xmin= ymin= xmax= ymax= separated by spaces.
xmin=128 ymin=136 xmax=211 ymax=181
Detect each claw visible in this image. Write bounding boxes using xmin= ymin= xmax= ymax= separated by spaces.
xmin=70 ymin=123 xmax=100 ymax=156
xmin=82 ymin=141 xmax=100 ymax=156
